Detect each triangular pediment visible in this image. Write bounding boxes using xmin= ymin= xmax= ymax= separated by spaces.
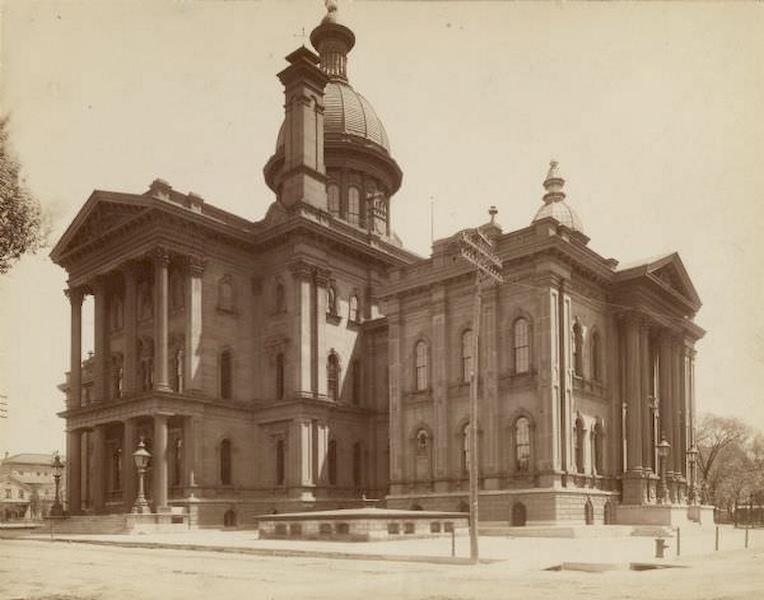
xmin=50 ymin=191 xmax=150 ymax=262
xmin=616 ymin=252 xmax=701 ymax=311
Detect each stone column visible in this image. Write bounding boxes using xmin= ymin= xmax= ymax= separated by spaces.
xmin=92 ymin=279 xmax=108 ymax=403
xmin=66 ymin=287 xmax=85 ymax=408
xmin=290 ymin=262 xmax=313 ymax=396
xmin=560 ymin=286 xmax=574 ymax=473
xmin=153 ymin=250 xmax=171 ymax=391
xmin=92 ymin=425 xmax=106 ymax=513
xmin=387 ymin=301 xmax=404 ymax=494
xmin=639 ymin=322 xmax=653 ymax=474
xmin=185 ymin=257 xmax=205 ymax=393
xmin=672 ymin=340 xmax=684 ymax=478
xmin=66 ymin=429 xmax=82 ymax=515
xmin=316 ymin=269 xmax=329 ymax=396
xmin=659 ymin=333 xmax=674 ymax=475
xmin=123 ymin=264 xmax=138 ymax=395
xmin=314 ymin=421 xmax=329 ymax=488
xmin=292 ymin=418 xmax=314 ymax=500
xmin=122 ymin=419 xmax=137 ymax=512
xmin=152 ymin=414 xmax=169 ymax=511
xmin=624 ymin=317 xmax=642 ymax=471
xmin=430 ymin=284 xmax=449 ymax=491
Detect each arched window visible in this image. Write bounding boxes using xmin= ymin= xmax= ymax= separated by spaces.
xmin=573 ymin=321 xmax=584 ymax=377
xmin=513 ymin=318 xmax=530 ymax=374
xmin=575 ymin=417 xmax=585 ymax=473
xmin=218 ymin=276 xmax=235 ymax=312
xmin=138 ymin=281 xmax=153 ymax=321
xmin=347 ymin=186 xmax=360 ymax=225
xmin=109 ymin=294 xmax=124 ymax=331
xmin=172 ymin=346 xmax=184 ymax=393
xmin=220 ymin=439 xmax=232 ymax=485
xmin=138 ymin=338 xmax=154 ymax=391
xmin=276 ymin=439 xmax=285 ymax=486
xmin=111 ymin=354 xmax=124 ymax=400
xmin=328 ymin=439 xmax=337 ymax=485
xmin=274 ymin=280 xmax=285 ymax=313
xmin=348 ymin=294 xmax=360 ymax=323
xmin=515 ymin=416 xmax=531 ymax=472
xmin=352 ymin=442 xmax=362 ymax=488
xmin=326 ymin=285 xmax=337 ymax=316
xmin=591 ymin=331 xmax=602 ymax=381
xmin=220 ymin=349 xmax=232 ymax=399
xmin=327 ymin=353 xmax=340 ymax=401
xmin=461 ymin=330 xmax=474 ymax=384
xmin=416 ymin=429 xmax=430 ymax=454
xmin=373 ymin=194 xmax=388 ymax=235
xmin=415 ymin=340 xmax=429 ymax=391
xmin=172 ymin=438 xmax=183 ymax=487
xmin=462 ymin=423 xmax=472 ymax=474
xmin=592 ymin=421 xmax=603 ymax=474
xmin=276 ymin=352 xmax=285 ymax=400
xmin=327 ymin=183 xmax=340 ymax=216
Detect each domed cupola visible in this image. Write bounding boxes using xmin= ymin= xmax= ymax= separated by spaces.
xmin=264 ymin=1 xmax=402 ymax=237
xmin=532 ymin=160 xmax=585 ymax=234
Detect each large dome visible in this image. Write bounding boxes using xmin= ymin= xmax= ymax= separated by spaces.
xmin=275 ymin=81 xmax=390 ymax=153
xmin=533 ymin=201 xmax=584 ymax=232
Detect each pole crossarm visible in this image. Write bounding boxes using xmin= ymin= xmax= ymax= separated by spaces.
xmin=458 ymin=229 xmax=504 ymax=283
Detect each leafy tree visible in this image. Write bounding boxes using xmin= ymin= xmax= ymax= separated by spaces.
xmin=0 ymin=115 xmax=46 ymax=273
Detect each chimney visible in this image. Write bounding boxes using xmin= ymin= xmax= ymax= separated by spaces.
xmin=276 ymin=46 xmax=329 ymax=211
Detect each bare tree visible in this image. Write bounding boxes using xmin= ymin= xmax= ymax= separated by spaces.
xmin=0 ymin=116 xmax=46 ymax=273
xmin=696 ymin=413 xmax=751 ymax=506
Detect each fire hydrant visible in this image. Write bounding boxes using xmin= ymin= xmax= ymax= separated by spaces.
xmin=655 ymin=538 xmax=669 ymax=558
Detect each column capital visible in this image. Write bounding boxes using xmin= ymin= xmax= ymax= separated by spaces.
xmin=151 ymin=247 xmax=172 ymax=267
xmin=65 ymin=286 xmax=86 ymax=306
xmin=288 ymin=259 xmax=315 ymax=281
xmin=187 ymin=255 xmax=207 ymax=276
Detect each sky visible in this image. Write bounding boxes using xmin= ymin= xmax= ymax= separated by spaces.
xmin=0 ymin=0 xmax=763 ymax=456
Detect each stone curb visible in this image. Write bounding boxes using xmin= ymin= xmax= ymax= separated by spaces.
xmin=6 ymin=536 xmax=503 ymax=566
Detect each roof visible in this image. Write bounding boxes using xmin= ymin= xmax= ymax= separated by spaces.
xmin=2 ymin=453 xmax=57 ymax=466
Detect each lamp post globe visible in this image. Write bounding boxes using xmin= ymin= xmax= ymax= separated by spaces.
xmin=50 ymin=452 xmax=65 ymax=517
xmin=686 ymin=444 xmax=699 ymax=504
xmin=656 ymin=436 xmax=671 ymax=505
xmin=131 ymin=438 xmax=152 ymax=514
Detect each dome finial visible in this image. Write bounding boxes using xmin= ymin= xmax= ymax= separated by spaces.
xmin=542 ymin=159 xmax=565 ymax=204
xmin=323 ymin=0 xmax=339 ymax=24
xmin=489 ymin=205 xmax=498 ymax=223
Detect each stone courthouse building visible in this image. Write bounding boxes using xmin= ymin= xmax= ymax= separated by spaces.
xmin=52 ymin=4 xmax=704 ymax=526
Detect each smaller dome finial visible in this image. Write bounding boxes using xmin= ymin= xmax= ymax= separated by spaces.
xmin=489 ymin=205 xmax=498 ymax=223
xmin=542 ymin=159 xmax=565 ymax=204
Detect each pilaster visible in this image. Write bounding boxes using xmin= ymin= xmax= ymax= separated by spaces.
xmin=122 ymin=264 xmax=138 ymax=395
xmin=430 ymin=284 xmax=449 ymax=489
xmin=185 ymin=257 xmax=206 ymax=393
xmin=122 ymin=418 xmax=137 ymax=512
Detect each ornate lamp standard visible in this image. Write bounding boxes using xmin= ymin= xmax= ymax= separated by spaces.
xmin=657 ymin=436 xmax=671 ymax=505
xmin=50 ymin=452 xmax=65 ymax=516
xmin=131 ymin=438 xmax=151 ymax=514
xmin=686 ymin=444 xmax=699 ymax=505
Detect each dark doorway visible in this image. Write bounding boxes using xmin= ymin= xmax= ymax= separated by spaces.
xmin=584 ymin=498 xmax=594 ymax=525
xmin=223 ymin=509 xmax=237 ymax=527
xmin=511 ymin=502 xmax=527 ymax=526
xmin=603 ymin=500 xmax=615 ymax=525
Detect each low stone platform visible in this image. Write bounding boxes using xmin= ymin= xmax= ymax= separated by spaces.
xmin=257 ymin=507 xmax=468 ymax=542
xmin=37 ymin=512 xmax=189 ymax=535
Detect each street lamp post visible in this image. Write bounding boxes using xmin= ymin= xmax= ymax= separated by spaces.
xmin=132 ymin=437 xmax=151 ymax=514
xmin=457 ymin=208 xmax=504 ymax=564
xmin=657 ymin=436 xmax=671 ymax=505
xmin=686 ymin=444 xmax=699 ymax=505
xmin=50 ymin=452 xmax=65 ymax=517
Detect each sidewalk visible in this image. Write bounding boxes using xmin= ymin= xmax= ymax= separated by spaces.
xmin=12 ymin=524 xmax=760 ymax=570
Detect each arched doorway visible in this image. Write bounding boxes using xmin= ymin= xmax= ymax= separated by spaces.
xmin=511 ymin=502 xmax=527 ymax=527
xmin=584 ymin=498 xmax=594 ymax=525
xmin=223 ymin=509 xmax=237 ymax=527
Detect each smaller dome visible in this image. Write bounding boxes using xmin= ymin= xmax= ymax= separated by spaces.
xmin=531 ymin=160 xmax=585 ymax=234
xmin=533 ymin=201 xmax=584 ymax=232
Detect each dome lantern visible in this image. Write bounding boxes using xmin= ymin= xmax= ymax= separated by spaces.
xmin=532 ymin=160 xmax=585 ymax=235
xmin=310 ymin=1 xmax=356 ymax=82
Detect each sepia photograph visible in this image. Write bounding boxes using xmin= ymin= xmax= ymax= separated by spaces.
xmin=1 ymin=0 xmax=763 ymax=598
